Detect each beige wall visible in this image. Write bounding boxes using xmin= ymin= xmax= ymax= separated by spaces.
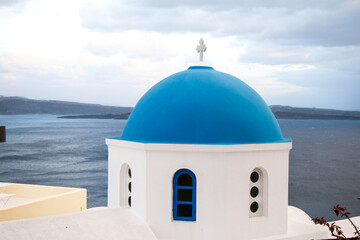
xmin=0 ymin=183 xmax=86 ymax=221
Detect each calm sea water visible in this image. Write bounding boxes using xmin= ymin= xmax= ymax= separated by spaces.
xmin=0 ymin=115 xmax=359 ymax=221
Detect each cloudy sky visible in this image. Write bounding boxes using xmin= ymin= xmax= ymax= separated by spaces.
xmin=0 ymin=0 xmax=359 ymax=110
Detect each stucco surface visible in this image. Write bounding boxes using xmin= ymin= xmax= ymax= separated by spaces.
xmin=107 ymin=140 xmax=293 ymax=240
xmin=0 ymin=182 xmax=86 ymax=221
xmin=0 ymin=207 xmax=157 ymax=240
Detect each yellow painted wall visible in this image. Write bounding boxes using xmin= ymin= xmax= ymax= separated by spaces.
xmin=0 ymin=183 xmax=87 ymax=221
xmin=3 ymin=183 xmax=76 ymax=198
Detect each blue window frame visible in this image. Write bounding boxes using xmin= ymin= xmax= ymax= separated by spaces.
xmin=173 ymin=169 xmax=196 ymax=221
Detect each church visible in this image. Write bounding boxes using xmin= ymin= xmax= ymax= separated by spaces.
xmin=105 ymin=39 xmax=329 ymax=240
xmin=0 ymin=39 xmax=358 ymax=240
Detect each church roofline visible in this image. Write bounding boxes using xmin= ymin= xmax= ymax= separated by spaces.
xmin=106 ymin=138 xmax=292 ymax=152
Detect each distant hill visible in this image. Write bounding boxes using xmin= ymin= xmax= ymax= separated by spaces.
xmin=270 ymin=105 xmax=360 ymax=120
xmin=58 ymin=113 xmax=131 ymax=120
xmin=0 ymin=96 xmax=132 ymax=115
xmin=1 ymin=96 xmax=360 ymax=120
xmin=59 ymin=106 xmax=360 ymax=120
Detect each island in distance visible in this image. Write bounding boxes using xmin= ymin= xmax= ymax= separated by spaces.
xmin=0 ymin=96 xmax=132 ymax=115
xmin=1 ymin=96 xmax=360 ymax=120
xmin=58 ymin=113 xmax=131 ymax=120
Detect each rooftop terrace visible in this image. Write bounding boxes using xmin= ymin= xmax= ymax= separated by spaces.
xmin=0 ymin=182 xmax=86 ymax=221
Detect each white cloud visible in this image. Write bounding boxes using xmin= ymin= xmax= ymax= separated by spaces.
xmin=86 ymin=31 xmax=179 ymax=59
xmin=79 ymin=0 xmax=360 ymax=47
xmin=0 ymin=0 xmax=359 ymax=110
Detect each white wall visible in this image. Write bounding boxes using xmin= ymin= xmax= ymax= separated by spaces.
xmin=107 ymin=140 xmax=148 ymax=220
xmin=107 ymin=140 xmax=292 ymax=240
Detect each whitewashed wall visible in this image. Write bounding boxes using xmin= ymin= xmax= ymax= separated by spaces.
xmin=107 ymin=139 xmax=292 ymax=240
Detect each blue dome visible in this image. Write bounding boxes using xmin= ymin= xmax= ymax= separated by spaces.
xmin=118 ymin=66 xmax=289 ymax=144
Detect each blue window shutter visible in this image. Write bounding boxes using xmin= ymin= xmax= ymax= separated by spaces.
xmin=173 ymin=169 xmax=196 ymax=221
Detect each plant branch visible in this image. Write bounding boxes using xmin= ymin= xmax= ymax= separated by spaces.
xmin=345 ymin=215 xmax=360 ymax=237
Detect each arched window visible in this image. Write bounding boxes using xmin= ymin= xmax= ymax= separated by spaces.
xmin=173 ymin=169 xmax=196 ymax=221
xmin=120 ymin=163 xmax=132 ymax=207
xmin=249 ymin=168 xmax=265 ymax=217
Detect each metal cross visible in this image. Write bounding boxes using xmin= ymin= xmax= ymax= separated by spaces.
xmin=196 ymin=38 xmax=207 ymax=62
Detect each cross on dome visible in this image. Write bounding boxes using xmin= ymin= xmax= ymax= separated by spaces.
xmin=196 ymin=38 xmax=207 ymax=62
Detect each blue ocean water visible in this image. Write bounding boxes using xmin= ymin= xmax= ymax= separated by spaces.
xmin=0 ymin=115 xmax=359 ymax=221
xmin=281 ymin=119 xmax=360 ymax=220
xmin=0 ymin=115 xmax=125 ymax=210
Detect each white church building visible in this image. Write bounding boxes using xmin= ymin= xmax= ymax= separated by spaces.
xmin=105 ymin=40 xmax=330 ymax=240
xmin=1 ymin=40 xmax=358 ymax=240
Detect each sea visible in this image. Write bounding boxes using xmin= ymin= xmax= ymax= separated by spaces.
xmin=0 ymin=115 xmax=359 ymax=221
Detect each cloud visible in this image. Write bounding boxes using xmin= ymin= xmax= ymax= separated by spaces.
xmin=272 ymin=67 xmax=360 ymax=110
xmin=0 ymin=0 xmax=29 ymax=14
xmin=0 ymin=48 xmax=187 ymax=107
xmin=0 ymin=0 xmax=28 ymax=7
xmin=104 ymin=0 xmax=343 ymax=12
xmin=85 ymin=32 xmax=178 ymax=59
xmin=1 ymin=0 xmax=359 ymax=110
xmin=79 ymin=0 xmax=360 ymax=47
xmin=239 ymin=42 xmax=360 ymax=70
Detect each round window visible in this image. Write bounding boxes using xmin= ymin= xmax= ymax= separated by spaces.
xmin=250 ymin=186 xmax=259 ymax=198
xmin=250 ymin=201 xmax=259 ymax=213
xmin=250 ymin=171 xmax=259 ymax=183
